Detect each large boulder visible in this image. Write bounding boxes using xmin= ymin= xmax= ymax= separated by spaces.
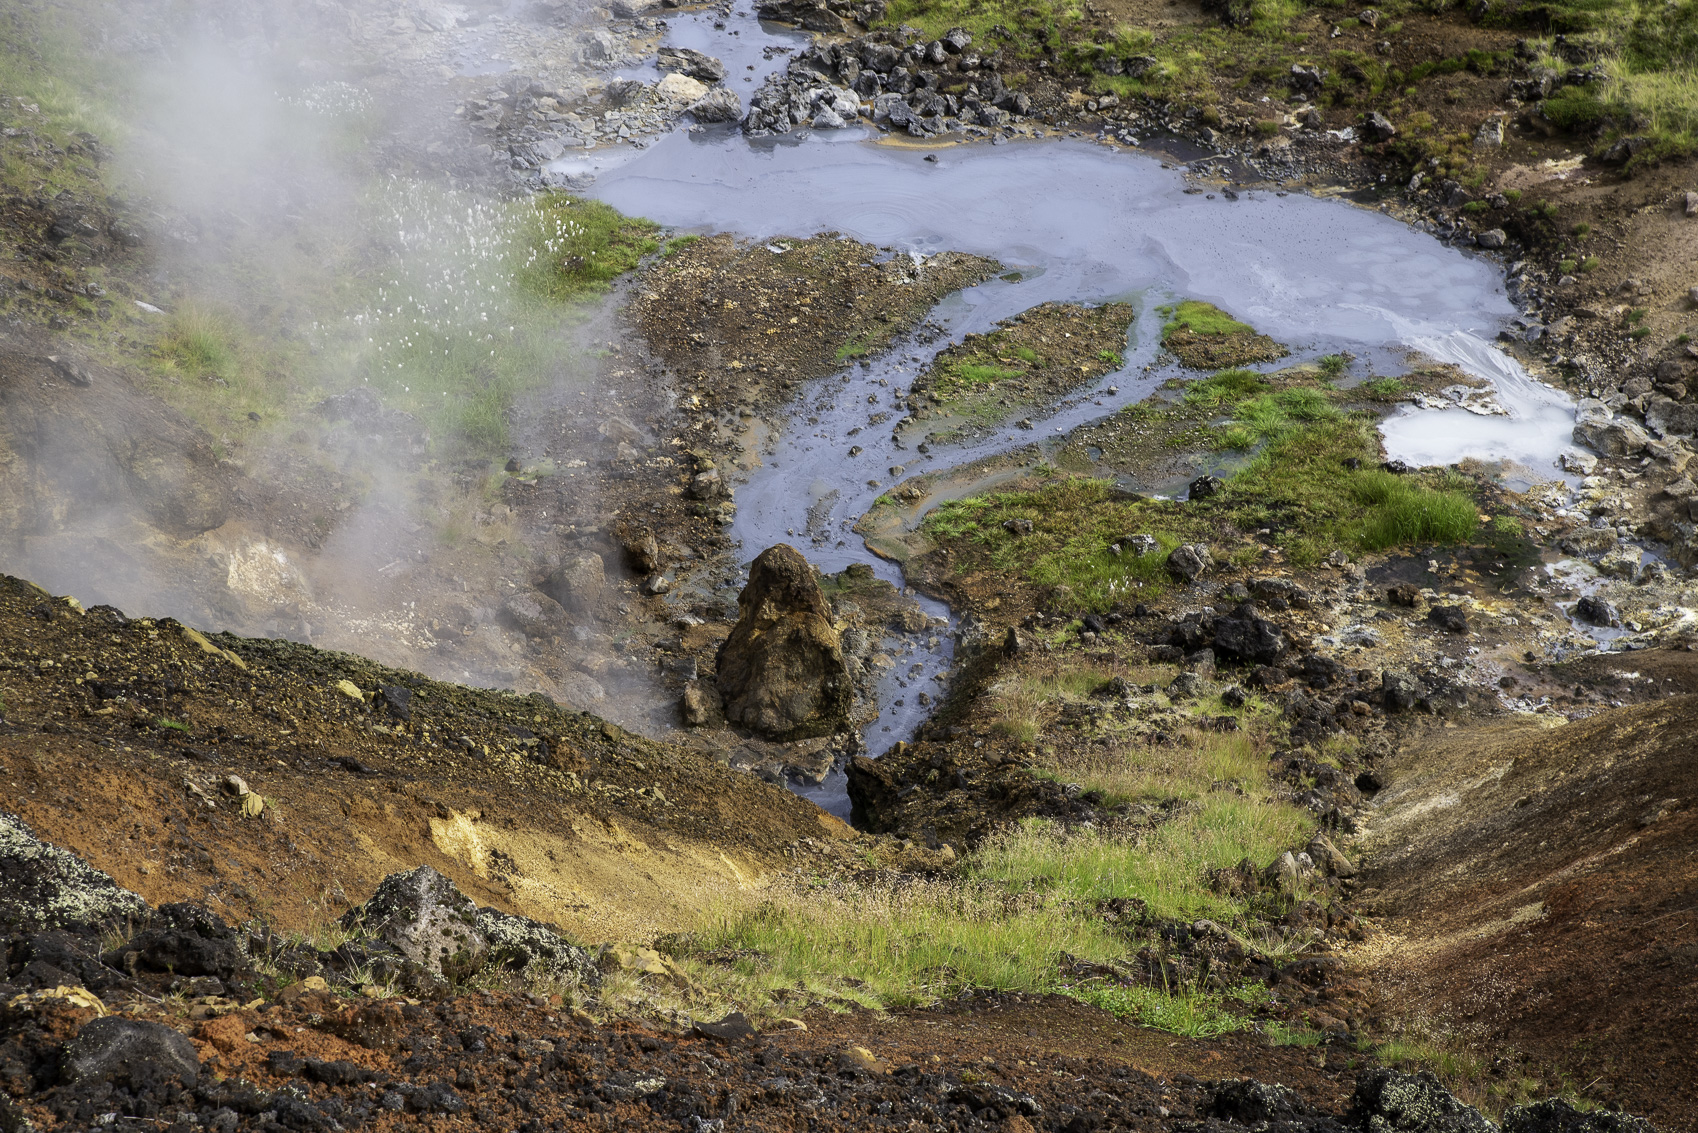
xmin=1572 ymin=401 xmax=1650 ymax=456
xmin=340 ymin=866 xmax=488 ymax=982
xmin=716 ymin=544 xmax=852 ymax=740
xmin=1166 ymin=542 xmax=1213 ymax=582
xmin=1502 ymin=1099 xmax=1653 ymax=1133
xmin=111 ymin=902 xmax=247 ymax=980
xmin=689 ymin=87 xmax=744 ymax=123
xmin=545 ymin=553 xmax=605 ymax=614
xmin=63 ymin=1017 xmax=201 ymax=1089
xmin=1645 ymin=394 xmax=1698 ymax=438
xmin=0 ymin=811 xmax=149 ymax=934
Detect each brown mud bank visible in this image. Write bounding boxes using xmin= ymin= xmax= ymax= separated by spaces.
xmin=1357 ymin=680 xmax=1698 ymax=1129
xmin=0 ymin=573 xmax=861 ymax=941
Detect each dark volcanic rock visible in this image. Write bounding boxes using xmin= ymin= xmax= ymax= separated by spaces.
xmin=340 ymin=865 xmax=488 ymax=982
xmin=1502 ymin=1098 xmax=1654 ymax=1133
xmin=1211 ymin=604 xmax=1287 ymax=664
xmin=1427 ymin=605 xmax=1470 ymax=634
xmin=1574 ymin=595 xmax=1621 ymax=627
xmin=0 ymin=811 xmax=148 ymax=934
xmin=716 ymin=544 xmax=852 ymax=740
xmin=62 ymin=1016 xmax=201 ymax=1089
xmin=1350 ymin=1069 xmax=1495 ymax=1133
xmin=1210 ymin=1078 xmax=1311 ymax=1123
xmin=112 ymin=902 xmax=247 ymax=980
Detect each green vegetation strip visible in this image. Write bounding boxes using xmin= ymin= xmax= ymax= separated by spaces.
xmin=924 ymin=370 xmax=1479 ymax=608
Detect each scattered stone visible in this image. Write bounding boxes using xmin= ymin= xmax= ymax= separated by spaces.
xmin=476 ymin=906 xmax=602 ymax=989
xmin=1476 ymin=228 xmax=1507 ymax=250
xmin=501 ymin=590 xmax=568 ymax=639
xmin=1211 ymin=605 xmax=1287 ymax=664
xmin=1210 ymin=1079 xmax=1310 ymax=1124
xmin=680 ymin=682 xmax=719 ymax=727
xmin=1598 ymin=545 xmax=1642 ymax=580
xmin=688 ymin=87 xmax=743 ymax=123
xmin=1122 ymin=534 xmax=1158 ymax=556
xmin=692 ymin=1011 xmax=757 ymax=1041
xmin=656 ymin=46 xmax=727 ymax=83
xmin=1350 ymin=1069 xmax=1495 ymax=1133
xmin=1427 ymin=605 xmax=1469 ymax=634
xmin=1559 ymin=449 xmax=1598 ymax=475
xmin=1364 ymin=111 xmax=1396 ymax=141
xmin=1382 ymin=669 xmax=1421 ymax=713
xmin=1003 ymin=518 xmax=1034 ymax=536
xmin=1685 ymin=191 xmax=1698 ymax=219
xmin=1166 ymin=543 xmax=1213 ymax=582
xmin=1574 ymin=595 xmax=1621 ymax=627
xmin=1474 ymin=116 xmax=1506 ymax=148
xmin=1387 ymin=582 xmax=1421 ymax=607
xmin=46 ymin=355 xmax=93 ymax=387
xmin=1188 ymin=473 xmax=1224 ymax=500
xmin=1308 ymin=833 xmax=1356 ymax=877
xmin=546 ymin=553 xmax=606 ymax=613
xmin=1503 ymin=1098 xmax=1654 ymax=1133
xmin=335 ymin=679 xmax=364 ymax=702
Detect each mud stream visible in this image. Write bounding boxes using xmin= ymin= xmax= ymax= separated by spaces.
xmin=570 ymin=13 xmax=1577 ymax=815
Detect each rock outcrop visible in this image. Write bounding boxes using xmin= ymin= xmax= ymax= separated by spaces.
xmin=0 ymin=811 xmax=149 ymax=934
xmin=715 ymin=544 xmax=852 ymax=740
xmin=339 ymin=865 xmax=490 ymax=982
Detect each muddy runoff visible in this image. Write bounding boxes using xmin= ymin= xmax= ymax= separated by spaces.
xmin=578 ymin=82 xmax=1577 ymax=814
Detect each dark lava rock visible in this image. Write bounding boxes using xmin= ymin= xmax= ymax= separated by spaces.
xmin=1188 ymin=473 xmax=1224 ymax=500
xmin=379 ymin=684 xmax=413 ymax=721
xmin=1350 ymin=1069 xmax=1495 ymax=1133
xmin=1574 ymin=595 xmax=1621 ymax=627
xmin=1502 ymin=1098 xmax=1655 ymax=1133
xmin=8 ymin=931 xmax=134 ymax=994
xmin=1427 ymin=605 xmax=1470 ymax=634
xmin=1210 ymin=1078 xmax=1310 ymax=1123
xmin=716 ymin=544 xmax=852 ymax=741
xmin=1381 ymin=669 xmax=1422 ymax=713
xmin=340 ymin=865 xmax=488 ymax=982
xmin=1166 ymin=542 xmax=1213 ymax=582
xmin=1387 ymin=582 xmax=1421 ymax=607
xmin=0 ymin=811 xmax=148 ymax=934
xmin=111 ymin=902 xmax=247 ymax=981
xmin=1211 ymin=604 xmax=1287 ymax=665
xmin=62 ymin=1016 xmax=201 ymax=1089
xmin=476 ymin=906 xmax=601 ymax=990
xmin=692 ymin=1011 xmax=757 ymax=1041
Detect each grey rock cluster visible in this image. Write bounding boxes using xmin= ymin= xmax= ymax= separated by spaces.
xmin=743 ymin=29 xmax=1032 ymax=138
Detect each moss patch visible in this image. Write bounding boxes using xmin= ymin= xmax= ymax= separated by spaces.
xmin=1160 ymin=300 xmax=1288 ymax=370
xmin=907 ymin=301 xmax=1134 ymax=432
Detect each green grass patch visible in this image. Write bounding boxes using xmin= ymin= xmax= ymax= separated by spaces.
xmin=1220 ymin=387 xmax=1341 ymax=449
xmin=1352 ymin=469 xmax=1479 ymax=549
xmin=1161 ymin=299 xmax=1255 ymax=339
xmin=1364 ymin=377 xmax=1407 ymax=399
xmin=1182 ymin=368 xmax=1269 ymax=408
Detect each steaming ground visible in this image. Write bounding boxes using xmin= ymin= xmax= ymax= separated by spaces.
xmin=0 ymin=0 xmax=713 ymax=728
